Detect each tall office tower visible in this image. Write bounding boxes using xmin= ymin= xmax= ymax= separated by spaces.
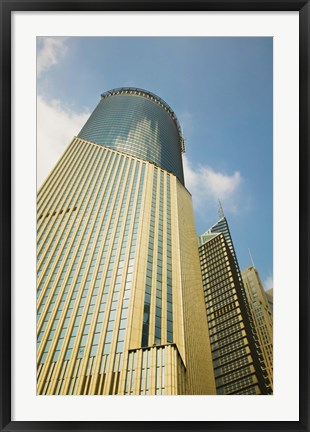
xmin=198 ymin=216 xmax=272 ymax=395
xmin=37 ymin=88 xmax=215 ymax=395
xmin=241 ymin=266 xmax=273 ymax=388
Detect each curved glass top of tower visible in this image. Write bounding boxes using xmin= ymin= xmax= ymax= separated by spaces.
xmin=78 ymin=87 xmax=185 ymax=184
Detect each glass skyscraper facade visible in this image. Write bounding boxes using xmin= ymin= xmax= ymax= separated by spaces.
xmin=37 ymin=88 xmax=215 ymax=395
xmin=198 ymin=217 xmax=272 ymax=395
xmin=78 ymin=87 xmax=185 ymax=185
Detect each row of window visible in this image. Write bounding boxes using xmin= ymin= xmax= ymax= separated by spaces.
xmin=37 ymin=141 xmax=103 ymax=258
xmin=212 ymin=335 xmax=248 ymax=360
xmin=141 ymin=169 xmax=158 ymax=347
xmin=38 ymin=155 xmax=132 ymax=365
xmin=38 ymin=152 xmax=122 ymax=335
xmin=37 ymin=139 xmax=90 ymax=222
xmin=218 ymin=373 xmax=256 ymax=395
xmin=210 ymin=320 xmax=244 ymax=344
xmin=125 ymin=347 xmax=166 ymax=395
xmin=37 ymin=149 xmax=118 ymax=301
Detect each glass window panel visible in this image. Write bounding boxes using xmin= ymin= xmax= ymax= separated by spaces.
xmin=118 ymin=329 xmax=126 ymax=341
xmin=65 ymin=348 xmax=72 ymax=360
xmin=120 ymin=319 xmax=127 ymax=329
xmin=93 ymin=333 xmax=100 ymax=345
xmin=116 ymin=341 xmax=124 ymax=352
xmin=103 ymin=343 xmax=111 ymax=354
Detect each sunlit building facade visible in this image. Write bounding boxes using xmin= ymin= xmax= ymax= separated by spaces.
xmin=37 ymin=88 xmax=215 ymax=395
xmin=198 ymin=217 xmax=272 ymax=395
xmin=241 ymin=266 xmax=273 ymax=388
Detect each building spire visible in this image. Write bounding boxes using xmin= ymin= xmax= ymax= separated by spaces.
xmin=218 ymin=199 xmax=225 ymax=219
xmin=248 ymin=248 xmax=256 ymax=268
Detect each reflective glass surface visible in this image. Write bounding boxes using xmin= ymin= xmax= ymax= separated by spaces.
xmin=78 ymin=92 xmax=184 ymax=184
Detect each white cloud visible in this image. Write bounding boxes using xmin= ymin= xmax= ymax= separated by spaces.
xmin=36 ymin=37 xmax=90 ymax=187
xmin=37 ymin=37 xmax=68 ymax=77
xmin=183 ymin=154 xmax=243 ymax=217
xmin=37 ymin=96 xmax=90 ymax=188
xmin=263 ymin=275 xmax=273 ymax=292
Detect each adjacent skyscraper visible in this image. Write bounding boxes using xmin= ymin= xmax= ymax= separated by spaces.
xmin=37 ymin=88 xmax=215 ymax=395
xmin=241 ymin=266 xmax=273 ymax=389
xmin=198 ymin=216 xmax=272 ymax=395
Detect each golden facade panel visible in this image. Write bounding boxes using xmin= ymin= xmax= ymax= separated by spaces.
xmin=37 ymin=137 xmax=215 ymax=395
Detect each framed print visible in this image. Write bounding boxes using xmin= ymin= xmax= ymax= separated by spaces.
xmin=1 ymin=1 xmax=309 ymax=431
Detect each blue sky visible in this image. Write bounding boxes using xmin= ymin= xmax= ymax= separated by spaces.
xmin=37 ymin=36 xmax=273 ymax=290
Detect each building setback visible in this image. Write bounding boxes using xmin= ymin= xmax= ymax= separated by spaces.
xmin=198 ymin=217 xmax=272 ymax=395
xmin=37 ymin=88 xmax=215 ymax=395
xmin=241 ymin=266 xmax=273 ymax=389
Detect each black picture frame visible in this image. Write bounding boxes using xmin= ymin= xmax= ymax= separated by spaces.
xmin=1 ymin=1 xmax=309 ymax=431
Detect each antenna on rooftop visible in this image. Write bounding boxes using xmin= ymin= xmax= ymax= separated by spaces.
xmin=218 ymin=199 xmax=225 ymax=219
xmin=248 ymin=248 xmax=256 ymax=268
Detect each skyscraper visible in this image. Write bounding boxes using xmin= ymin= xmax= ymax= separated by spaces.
xmin=198 ymin=216 xmax=271 ymax=395
xmin=37 ymin=88 xmax=215 ymax=395
xmin=241 ymin=266 xmax=273 ymax=388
